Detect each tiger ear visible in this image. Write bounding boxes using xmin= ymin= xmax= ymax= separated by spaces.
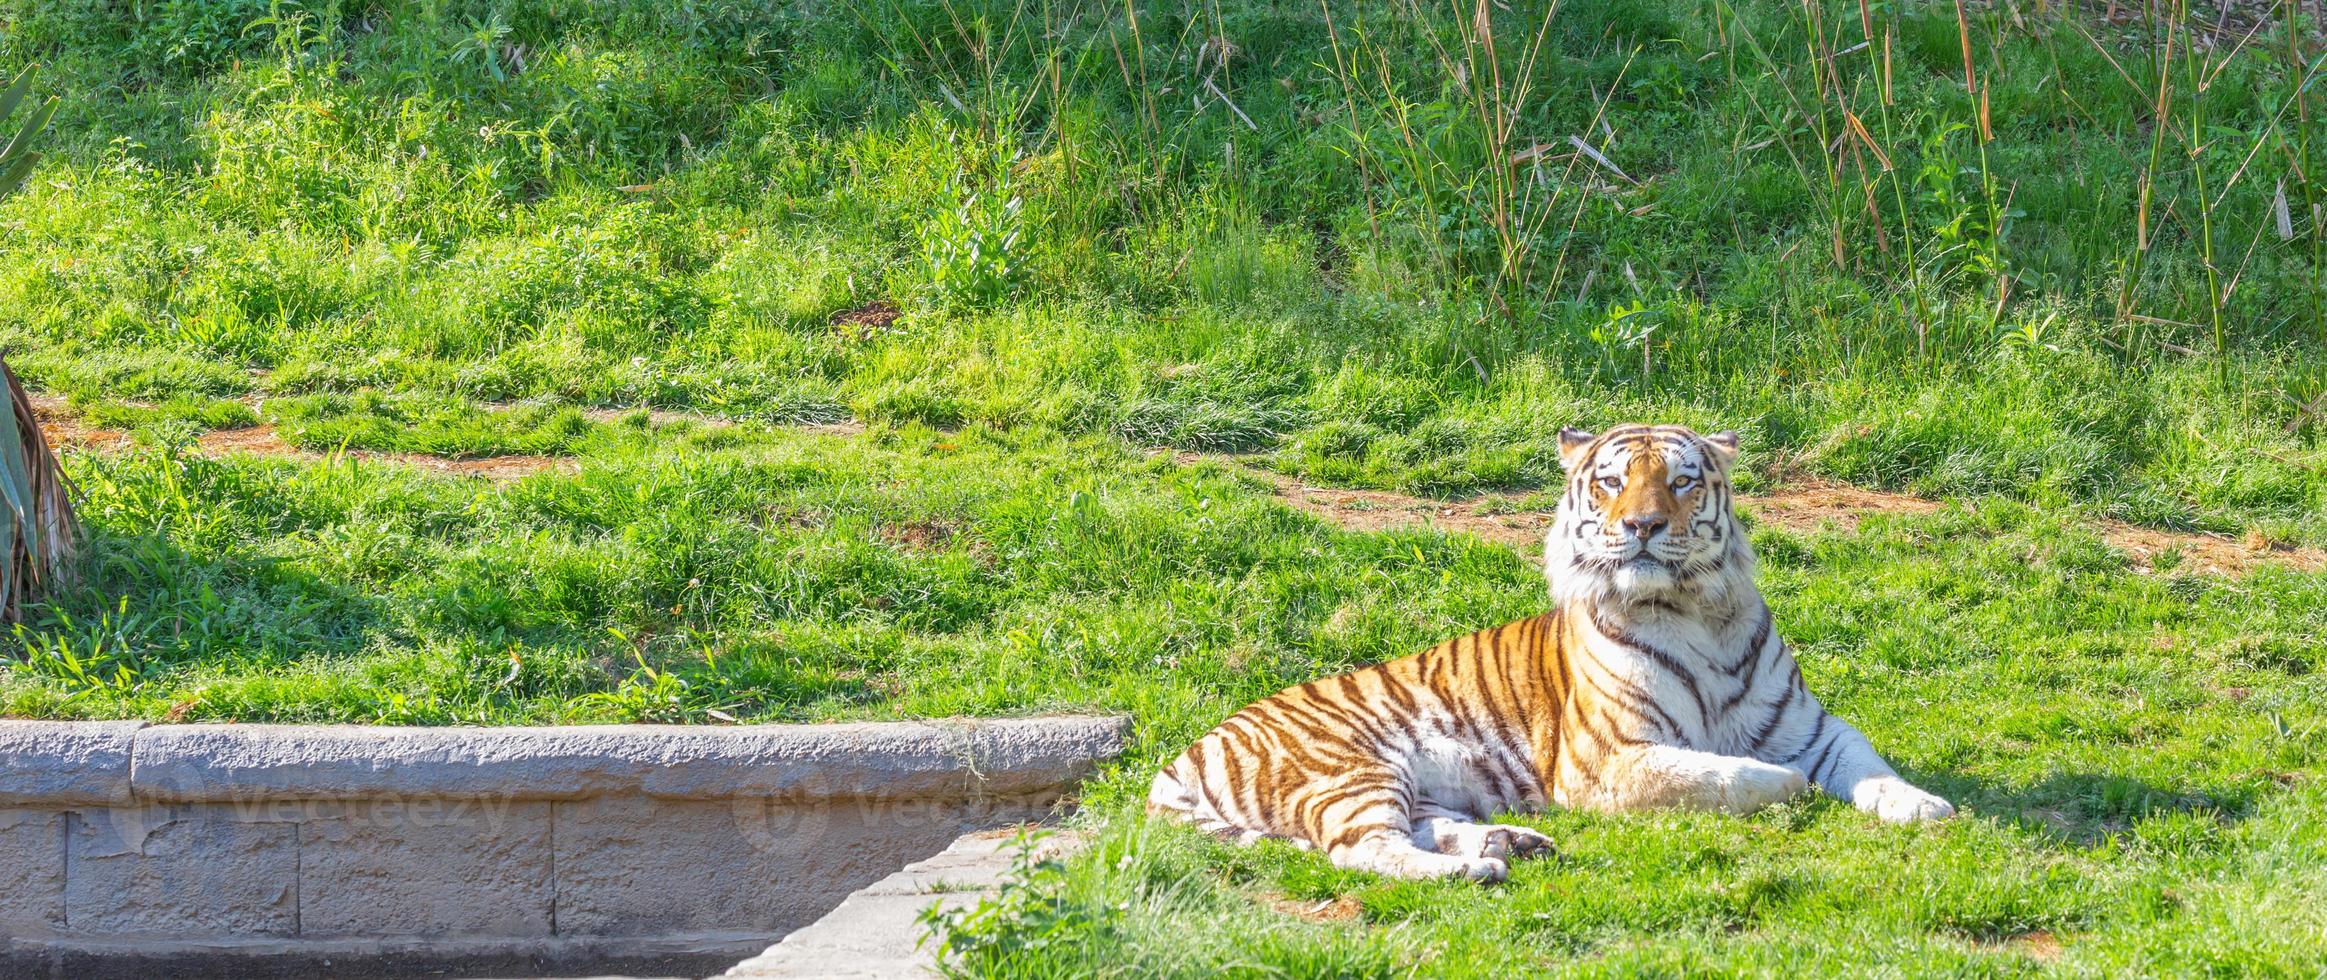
xmin=1702 ymin=430 xmax=1741 ymax=467
xmin=1556 ymin=427 xmax=1597 ymax=473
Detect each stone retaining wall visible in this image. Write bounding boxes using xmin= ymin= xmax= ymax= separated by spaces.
xmin=0 ymin=716 xmax=1127 ymax=979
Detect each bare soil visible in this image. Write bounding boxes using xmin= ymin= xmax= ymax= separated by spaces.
xmin=1975 ymin=929 xmax=2066 ymax=962
xmin=29 ymin=396 xmax=2321 ymax=575
xmin=38 ymin=401 xmax=582 ymax=480
xmin=571 ymin=403 xmax=864 ymax=437
xmin=30 ymin=394 xmax=859 ymax=480
xmin=1247 ymin=465 xmax=2321 ymax=576
xmin=1256 ymin=890 xmax=1365 ymax=924
xmin=831 ymin=300 xmax=904 ymax=342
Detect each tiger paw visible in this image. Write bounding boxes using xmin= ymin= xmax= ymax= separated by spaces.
xmin=1720 ymin=759 xmax=1809 ymax=812
xmin=1400 ymin=850 xmax=1509 ymax=882
xmin=1474 ymin=824 xmax=1556 ymax=861
xmin=1416 ymin=818 xmax=1555 ymax=863
xmin=1856 ymin=776 xmax=1955 ymax=823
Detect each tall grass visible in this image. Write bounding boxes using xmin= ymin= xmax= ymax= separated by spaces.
xmin=1320 ymin=0 xmax=1582 ymax=313
xmin=0 ymin=0 xmax=2322 ymax=524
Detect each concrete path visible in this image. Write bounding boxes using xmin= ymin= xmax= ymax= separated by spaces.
xmin=721 ymin=829 xmax=1082 ymax=979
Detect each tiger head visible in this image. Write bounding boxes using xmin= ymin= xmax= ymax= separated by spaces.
xmin=1545 ymin=424 xmax=1752 ymax=609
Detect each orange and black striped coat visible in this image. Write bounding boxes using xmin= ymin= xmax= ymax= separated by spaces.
xmin=1149 ymin=424 xmax=1952 ymax=881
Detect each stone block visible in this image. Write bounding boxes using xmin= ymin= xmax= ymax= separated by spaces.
xmin=551 ymin=796 xmax=847 ymax=937
xmin=65 ymin=804 xmax=297 ymax=939
xmin=298 ymin=797 xmax=554 ymax=939
xmin=552 ymin=793 xmax=1046 ymax=937
xmin=0 ymin=721 xmax=141 ymax=806
xmin=0 ymin=809 xmax=64 ymax=936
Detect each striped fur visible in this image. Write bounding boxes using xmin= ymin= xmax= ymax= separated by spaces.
xmin=1149 ymin=424 xmax=1952 ymax=881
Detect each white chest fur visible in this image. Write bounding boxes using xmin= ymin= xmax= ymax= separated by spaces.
xmin=1585 ymin=603 xmax=1767 ymax=752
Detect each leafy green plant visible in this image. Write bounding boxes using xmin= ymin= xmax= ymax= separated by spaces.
xmin=919 ymin=831 xmax=1111 ymax=971
xmin=123 ymin=0 xmax=277 ymax=74
xmin=919 ymin=126 xmax=1027 ymax=312
xmin=565 ymin=658 xmax=698 ymax=723
xmin=1915 ymin=122 xmax=2006 ymax=294
xmin=451 ymin=13 xmax=517 ymax=83
xmin=1589 ymin=299 xmax=1661 ymax=378
xmin=563 ymin=631 xmax=734 ymax=724
xmin=9 ymin=598 xmax=147 ymax=698
xmin=0 ymin=65 xmax=54 ymax=196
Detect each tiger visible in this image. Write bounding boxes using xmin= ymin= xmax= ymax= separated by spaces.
xmin=1148 ymin=423 xmax=1953 ymax=881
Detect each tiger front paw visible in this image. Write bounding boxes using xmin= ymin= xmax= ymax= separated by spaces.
xmin=1856 ymin=776 xmax=1954 ymax=823
xmin=1402 ymin=850 xmax=1509 ymax=882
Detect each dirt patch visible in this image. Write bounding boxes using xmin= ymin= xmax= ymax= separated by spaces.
xmin=1754 ymin=480 xmax=2321 ymax=576
xmin=2103 ymin=521 xmax=2324 ymax=577
xmin=29 ymin=400 xmax=574 ymax=481
xmin=1274 ymin=480 xmax=1549 ymax=553
xmin=1741 ymin=479 xmax=1940 ymax=534
xmin=1227 ymin=462 xmax=2321 ymax=577
xmin=29 ymin=395 xmax=866 ymax=478
xmin=1974 ymin=929 xmax=2065 ymax=962
xmin=831 ymin=300 xmax=903 ymax=342
xmin=198 ymin=424 xmax=578 ymax=479
xmin=27 ymin=394 xmax=129 ymax=452
xmin=572 ymin=403 xmax=865 ymax=438
xmin=1257 ymin=891 xmax=1364 ymax=924
xmin=577 ymin=405 xmax=719 ymax=428
xmin=878 ymin=519 xmax=958 ymax=552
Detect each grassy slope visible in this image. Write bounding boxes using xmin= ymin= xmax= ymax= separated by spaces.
xmin=2 ymin=0 xmax=2325 ymax=971
xmin=0 ymin=0 xmax=2323 ymax=534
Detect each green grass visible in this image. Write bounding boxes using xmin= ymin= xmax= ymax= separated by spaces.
xmin=927 ymin=497 xmax=2327 ymax=975
xmin=6 ymin=424 xmax=1544 ymax=722
xmin=13 ymin=416 xmax=2324 ymax=970
xmin=3 ymin=0 xmax=2326 ymax=971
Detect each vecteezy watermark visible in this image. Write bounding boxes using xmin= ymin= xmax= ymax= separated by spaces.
xmin=219 ymin=793 xmax=531 ymax=831
xmin=728 ymin=775 xmax=1054 ymax=856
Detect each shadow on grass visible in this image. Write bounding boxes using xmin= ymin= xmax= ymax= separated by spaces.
xmin=7 ymin=521 xmax=888 ymax=722
xmin=1912 ymin=765 xmax=2262 ymax=847
xmin=5 ymin=521 xmax=384 ymax=686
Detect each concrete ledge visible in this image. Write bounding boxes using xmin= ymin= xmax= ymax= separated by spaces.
xmin=0 ymin=716 xmax=1128 ymax=979
xmin=0 ymin=722 xmax=142 ymax=806
xmin=131 ymin=716 xmax=1127 ymax=802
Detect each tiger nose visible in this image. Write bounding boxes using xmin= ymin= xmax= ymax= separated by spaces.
xmin=1622 ymin=514 xmax=1669 ymax=539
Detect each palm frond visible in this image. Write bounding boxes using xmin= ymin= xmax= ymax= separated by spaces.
xmin=0 ymin=64 xmax=54 ymax=201
xmin=0 ymin=357 xmax=77 ymax=621
xmin=0 ymin=63 xmax=71 ymax=621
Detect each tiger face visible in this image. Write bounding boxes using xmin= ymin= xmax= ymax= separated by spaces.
xmin=1547 ymin=424 xmax=1747 ymax=602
